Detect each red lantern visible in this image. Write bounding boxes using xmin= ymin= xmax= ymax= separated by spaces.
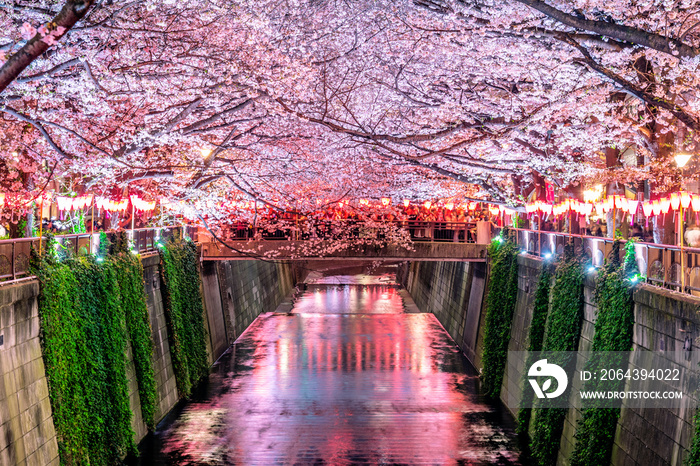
xmin=424 ymin=201 xmax=432 ymax=209
xmin=403 ymin=199 xmax=410 ymax=208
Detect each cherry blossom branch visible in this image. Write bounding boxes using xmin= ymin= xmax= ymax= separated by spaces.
xmin=562 ymin=35 xmax=700 ymax=131
xmin=0 ymin=106 xmax=73 ymax=158
xmin=0 ymin=0 xmax=96 ymax=93
xmin=514 ymin=0 xmax=698 ymax=58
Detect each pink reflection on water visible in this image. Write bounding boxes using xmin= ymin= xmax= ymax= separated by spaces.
xmin=157 ymin=283 xmax=521 ymax=465
xmin=292 ymin=284 xmax=405 ymax=315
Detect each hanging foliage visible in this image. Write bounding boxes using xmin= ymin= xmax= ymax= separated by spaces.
xmin=35 ymin=236 xmax=137 ymax=464
xmin=480 ymin=232 xmax=520 ymax=398
xmin=517 ymin=263 xmax=553 ymax=436
xmin=530 ymin=244 xmax=584 ymax=466
xmin=159 ymin=234 xmax=209 ymax=397
xmin=111 ymin=232 xmax=158 ymax=429
xmin=571 ymin=240 xmax=637 ymax=466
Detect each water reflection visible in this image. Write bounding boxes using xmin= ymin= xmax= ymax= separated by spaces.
xmin=148 ymin=275 xmax=522 ymax=465
xmin=292 ymin=284 xmax=405 ymax=315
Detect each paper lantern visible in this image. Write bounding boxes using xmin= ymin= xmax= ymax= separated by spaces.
xmin=651 ymin=200 xmax=661 ymax=216
xmin=359 ymin=199 xmax=369 ymax=206
xmin=526 ymin=203 xmax=537 ymax=213
xmin=681 ymin=192 xmax=691 ymax=209
xmin=424 ymin=201 xmax=432 ymax=209
xmin=641 ymin=201 xmax=652 ymax=227
xmin=0 ymin=193 xmax=4 ymax=208
xmin=627 ymin=200 xmax=639 ymax=215
xmin=403 ymin=199 xmax=410 ymax=208
xmin=691 ymin=195 xmax=700 ymax=212
xmin=581 ymin=203 xmax=593 ymax=216
xmin=468 ymin=202 xmax=477 ymax=210
xmin=670 ymin=193 xmax=680 ymax=210
xmin=660 ymin=197 xmax=671 ymax=214
xmin=541 ymin=203 xmax=552 ymax=215
xmin=56 ymin=196 xmax=73 ymax=211
xmin=381 ymin=198 xmax=391 ymax=206
xmin=445 ymin=202 xmax=454 ymax=210
xmin=130 ymin=195 xmax=156 ymax=212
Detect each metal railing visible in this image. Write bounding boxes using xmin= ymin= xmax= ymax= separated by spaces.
xmin=223 ymin=220 xmax=478 ymax=243
xmin=511 ymin=228 xmax=700 ymax=295
xmin=0 ymin=225 xmax=196 ymax=283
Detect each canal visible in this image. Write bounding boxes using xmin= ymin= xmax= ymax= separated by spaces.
xmin=142 ymin=272 xmax=523 ymax=465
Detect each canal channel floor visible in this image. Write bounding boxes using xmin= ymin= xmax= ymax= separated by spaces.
xmin=145 ymin=278 xmax=523 ymax=465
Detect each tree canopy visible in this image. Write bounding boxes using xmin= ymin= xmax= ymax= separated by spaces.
xmin=1 ymin=0 xmax=699 ymax=219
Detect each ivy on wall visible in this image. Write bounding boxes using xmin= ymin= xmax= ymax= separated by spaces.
xmin=112 ymin=232 xmax=158 ymax=429
xmin=480 ymin=233 xmax=520 ymax=398
xmin=530 ymin=245 xmax=584 ymax=466
xmin=689 ymin=412 xmax=700 ymax=465
xmin=517 ymin=264 xmax=553 ymax=436
xmin=34 ymin=237 xmax=137 ymax=464
xmin=570 ymin=240 xmax=637 ymax=466
xmin=159 ymin=235 xmax=209 ymax=397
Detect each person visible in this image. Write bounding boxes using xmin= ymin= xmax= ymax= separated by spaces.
xmin=630 ymin=223 xmax=643 ymax=239
xmin=592 ymin=222 xmax=603 ymax=237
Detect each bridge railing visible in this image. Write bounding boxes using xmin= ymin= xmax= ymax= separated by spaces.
xmin=511 ymin=228 xmax=700 ymax=296
xmin=0 ymin=225 xmax=195 ymax=283
xmin=223 ymin=220 xmax=478 ymax=243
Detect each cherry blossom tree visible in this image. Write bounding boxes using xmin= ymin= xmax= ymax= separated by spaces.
xmin=0 ymin=0 xmax=698 ymax=228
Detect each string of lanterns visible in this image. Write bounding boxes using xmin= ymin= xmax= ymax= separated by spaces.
xmin=524 ymin=192 xmax=700 ymax=226
xmin=49 ymin=194 xmax=157 ymax=213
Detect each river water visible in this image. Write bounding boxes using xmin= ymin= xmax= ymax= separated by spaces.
xmin=143 ymin=273 xmax=523 ymax=465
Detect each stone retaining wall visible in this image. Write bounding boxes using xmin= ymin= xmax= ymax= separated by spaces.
xmin=0 ymin=255 xmax=296 ymax=465
xmin=0 ymin=280 xmax=58 ymax=466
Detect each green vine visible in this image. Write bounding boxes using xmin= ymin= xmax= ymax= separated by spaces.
xmin=35 ymin=236 xmax=137 ymax=464
xmin=159 ymin=234 xmax=209 ymax=397
xmin=689 ymin=412 xmax=700 ymax=465
xmin=111 ymin=232 xmax=158 ymax=429
xmin=517 ymin=264 xmax=553 ymax=436
xmin=571 ymin=240 xmax=637 ymax=466
xmin=481 ymin=232 xmax=520 ymax=398
xmin=530 ymin=244 xmax=584 ymax=466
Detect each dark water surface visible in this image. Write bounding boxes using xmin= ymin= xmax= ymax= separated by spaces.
xmin=143 ymin=276 xmax=523 ymax=465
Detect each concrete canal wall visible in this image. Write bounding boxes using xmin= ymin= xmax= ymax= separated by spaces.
xmin=0 ymin=281 xmax=58 ymax=466
xmin=0 ymin=257 xmax=295 ymax=465
xmin=401 ymin=257 xmax=700 ymax=466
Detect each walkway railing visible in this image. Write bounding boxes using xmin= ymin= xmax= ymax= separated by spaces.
xmin=225 ymin=220 xmax=478 ymax=243
xmin=0 ymin=226 xmax=195 ymax=283
xmin=511 ymin=228 xmax=700 ymax=295
xmin=5 ymin=222 xmax=698 ymax=295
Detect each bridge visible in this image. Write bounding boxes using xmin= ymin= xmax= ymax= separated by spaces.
xmin=199 ymin=240 xmax=488 ymax=261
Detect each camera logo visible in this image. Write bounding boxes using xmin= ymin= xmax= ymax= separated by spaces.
xmin=528 ymin=359 xmax=568 ymax=399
